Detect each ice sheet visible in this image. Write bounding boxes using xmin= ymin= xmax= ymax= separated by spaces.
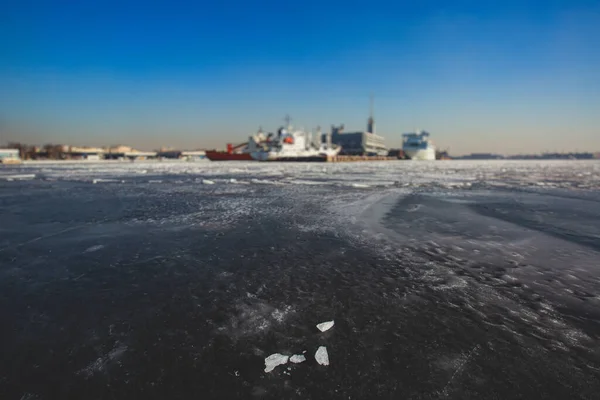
xmin=1 ymin=160 xmax=597 ymax=189
xmin=2 ymin=159 xmax=600 ymax=399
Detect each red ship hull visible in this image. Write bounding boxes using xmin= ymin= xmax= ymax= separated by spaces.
xmin=205 ymin=151 xmax=254 ymax=161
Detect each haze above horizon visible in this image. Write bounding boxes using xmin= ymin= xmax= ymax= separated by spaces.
xmin=1 ymin=0 xmax=599 ymax=155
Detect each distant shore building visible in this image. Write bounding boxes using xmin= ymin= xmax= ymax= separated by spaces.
xmin=156 ymin=150 xmax=182 ymax=159
xmin=505 ymin=152 xmax=596 ymax=160
xmin=68 ymin=146 xmax=104 ymax=160
xmin=0 ymin=148 xmax=22 ymax=164
xmin=104 ymin=145 xmax=157 ymax=160
xmin=455 ymin=153 xmax=504 ymax=160
xmin=181 ymin=151 xmax=206 ymax=161
xmin=156 ymin=150 xmax=207 ymax=161
xmin=387 ymin=148 xmax=406 ymax=159
xmin=107 ymin=145 xmax=133 ymax=154
xmin=436 ymin=150 xmax=452 ymax=160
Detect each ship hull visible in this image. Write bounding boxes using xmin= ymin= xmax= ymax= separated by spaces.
xmin=403 ymin=147 xmax=436 ymax=161
xmin=251 ymin=149 xmax=341 ymax=162
xmin=205 ymin=151 xmax=254 ymax=161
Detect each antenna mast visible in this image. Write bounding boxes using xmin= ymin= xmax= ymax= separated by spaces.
xmin=284 ymin=115 xmax=292 ymax=130
xmin=367 ymin=93 xmax=375 ymax=134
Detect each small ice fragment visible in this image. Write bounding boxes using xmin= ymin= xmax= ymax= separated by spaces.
xmin=264 ymin=353 xmax=289 ymax=373
xmin=315 ymin=346 xmax=329 ymax=366
xmin=229 ymin=178 xmax=237 ymax=183
xmin=289 ymin=354 xmax=306 ymax=364
xmin=202 ymin=179 xmax=215 ymax=185
xmin=316 ymin=320 xmax=334 ymax=332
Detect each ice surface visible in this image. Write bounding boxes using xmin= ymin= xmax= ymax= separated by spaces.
xmin=2 ymin=159 xmax=600 ymax=398
xmin=316 ymin=320 xmax=335 ymax=332
xmin=0 ymin=174 xmax=35 ymax=180
xmin=264 ymin=353 xmax=289 ymax=373
xmin=315 ymin=346 xmax=329 ymax=366
xmin=223 ymin=301 xmax=293 ymax=339
xmin=2 ymin=160 xmax=598 ymax=191
xmin=289 ymin=354 xmax=306 ymax=364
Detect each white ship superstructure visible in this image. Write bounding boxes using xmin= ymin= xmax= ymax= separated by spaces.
xmin=251 ymin=118 xmax=341 ymax=161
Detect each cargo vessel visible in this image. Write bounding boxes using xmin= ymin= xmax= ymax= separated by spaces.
xmin=250 ymin=125 xmax=341 ymax=161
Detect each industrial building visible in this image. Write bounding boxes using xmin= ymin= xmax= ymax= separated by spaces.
xmin=328 ymin=125 xmax=387 ymax=156
xmin=156 ymin=150 xmax=207 ymax=161
xmin=67 ymin=146 xmax=105 ymax=160
xmin=0 ymin=149 xmax=22 ymax=164
xmin=326 ymin=98 xmax=388 ymax=156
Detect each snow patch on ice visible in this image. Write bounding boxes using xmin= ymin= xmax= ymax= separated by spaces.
xmin=289 ymin=179 xmax=330 ymax=186
xmin=79 ymin=342 xmax=127 ymax=377
xmin=251 ymin=178 xmax=283 ymax=185
xmin=224 ymin=301 xmax=293 ymax=338
xmin=0 ymin=174 xmax=35 ymax=180
xmin=92 ymin=178 xmax=119 ymax=184
xmin=84 ymin=245 xmax=105 ymax=253
xmin=271 ymin=305 xmax=293 ymax=323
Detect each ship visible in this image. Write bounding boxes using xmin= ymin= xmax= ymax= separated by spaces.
xmin=250 ymin=122 xmax=342 ymax=162
xmin=402 ymin=130 xmax=436 ymax=161
xmin=205 ymin=128 xmax=269 ymax=161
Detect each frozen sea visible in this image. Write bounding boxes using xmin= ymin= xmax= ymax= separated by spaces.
xmin=1 ymin=160 xmax=600 ymax=399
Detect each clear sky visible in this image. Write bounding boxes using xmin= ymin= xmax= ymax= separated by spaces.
xmin=1 ymin=0 xmax=599 ymax=155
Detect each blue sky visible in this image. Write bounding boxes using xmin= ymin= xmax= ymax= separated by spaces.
xmin=1 ymin=0 xmax=599 ymax=154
